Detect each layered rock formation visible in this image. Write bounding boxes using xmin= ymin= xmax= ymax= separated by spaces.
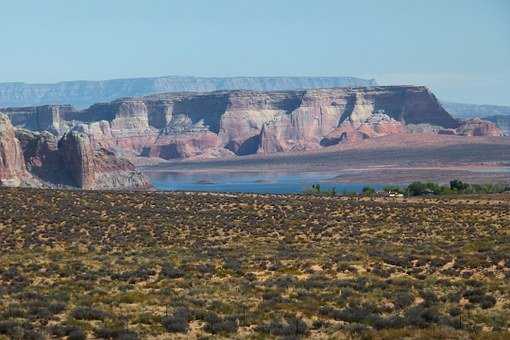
xmin=0 ymin=114 xmax=28 ymax=186
xmin=2 ymin=86 xmax=502 ymax=165
xmin=0 ymin=114 xmax=150 ymax=189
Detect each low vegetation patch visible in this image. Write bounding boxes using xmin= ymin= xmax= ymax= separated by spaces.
xmin=0 ymin=187 xmax=508 ymax=338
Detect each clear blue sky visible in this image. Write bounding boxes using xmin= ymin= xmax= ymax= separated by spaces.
xmin=1 ymin=0 xmax=509 ymax=105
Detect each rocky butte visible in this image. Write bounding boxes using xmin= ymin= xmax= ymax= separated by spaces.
xmin=0 ymin=85 xmax=503 ymax=189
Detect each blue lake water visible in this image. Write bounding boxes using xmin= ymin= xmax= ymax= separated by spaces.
xmin=143 ymin=170 xmax=385 ymax=194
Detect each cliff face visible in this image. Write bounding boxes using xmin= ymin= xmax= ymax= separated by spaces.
xmin=0 ymin=76 xmax=377 ymax=108
xmin=88 ymin=86 xmax=459 ymax=156
xmin=255 ymin=86 xmax=458 ymax=153
xmin=0 ymin=114 xmax=150 ymax=190
xmin=57 ymin=131 xmax=151 ymax=190
xmin=2 ymin=105 xmax=76 ymax=132
xmin=15 ymin=129 xmax=62 ymax=184
xmin=0 ymin=113 xmax=28 ymax=186
xmin=1 ymin=85 xmax=488 ymax=161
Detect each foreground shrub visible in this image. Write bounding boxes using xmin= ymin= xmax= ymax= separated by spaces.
xmin=94 ymin=328 xmax=139 ymax=339
xmin=255 ymin=316 xmax=308 ymax=337
xmin=71 ymin=306 xmax=107 ymax=320
xmin=161 ymin=307 xmax=190 ymax=333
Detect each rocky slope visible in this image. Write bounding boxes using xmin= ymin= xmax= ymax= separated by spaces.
xmin=0 ymin=76 xmax=377 ymax=108
xmin=58 ymin=130 xmax=150 ymax=190
xmin=0 ymin=113 xmax=150 ymax=189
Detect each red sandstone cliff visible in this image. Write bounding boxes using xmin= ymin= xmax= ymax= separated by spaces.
xmin=0 ymin=113 xmax=28 ymax=186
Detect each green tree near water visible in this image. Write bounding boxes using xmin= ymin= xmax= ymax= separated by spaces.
xmin=311 ymin=184 xmax=321 ymax=194
xmin=450 ymin=179 xmax=469 ymax=192
xmin=362 ymin=186 xmax=375 ymax=196
xmin=406 ymin=181 xmax=450 ymax=196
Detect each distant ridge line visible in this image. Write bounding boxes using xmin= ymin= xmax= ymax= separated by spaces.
xmin=0 ymin=75 xmax=377 ymax=108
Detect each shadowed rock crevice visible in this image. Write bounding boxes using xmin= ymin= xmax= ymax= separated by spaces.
xmin=225 ymin=134 xmax=262 ymax=156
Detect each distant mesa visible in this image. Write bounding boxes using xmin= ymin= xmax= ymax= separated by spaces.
xmin=0 ymin=76 xmax=377 ymax=108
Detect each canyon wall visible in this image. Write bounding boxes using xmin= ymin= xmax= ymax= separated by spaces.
xmin=2 ymin=86 xmax=501 ymax=163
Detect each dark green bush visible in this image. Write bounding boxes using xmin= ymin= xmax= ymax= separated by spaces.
xmin=362 ymin=186 xmax=376 ymax=196
xmin=160 ymin=263 xmax=184 ymax=279
xmin=393 ymin=291 xmax=414 ymax=309
xmin=255 ymin=316 xmax=308 ymax=337
xmin=161 ymin=316 xmax=189 ymax=333
xmin=71 ymin=306 xmax=107 ymax=321
xmin=94 ymin=328 xmax=139 ymax=339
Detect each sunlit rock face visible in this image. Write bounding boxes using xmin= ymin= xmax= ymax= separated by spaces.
xmin=57 ymin=130 xmax=151 ymax=190
xmin=0 ymin=113 xmax=28 ymax=186
xmin=1 ymin=86 xmax=474 ymax=160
